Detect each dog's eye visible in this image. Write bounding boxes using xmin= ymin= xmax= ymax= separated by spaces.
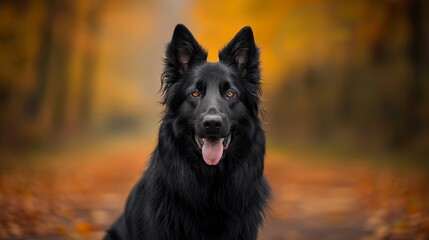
xmin=226 ymin=90 xmax=236 ymax=99
xmin=191 ymin=91 xmax=200 ymax=97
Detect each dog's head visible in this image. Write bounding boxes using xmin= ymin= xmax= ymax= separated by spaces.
xmin=161 ymin=24 xmax=261 ymax=166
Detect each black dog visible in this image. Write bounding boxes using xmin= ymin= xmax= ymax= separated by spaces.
xmin=105 ymin=24 xmax=270 ymax=240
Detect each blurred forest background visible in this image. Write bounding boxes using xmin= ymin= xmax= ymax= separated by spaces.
xmin=1 ymin=0 xmax=428 ymax=156
xmin=0 ymin=0 xmax=428 ymax=239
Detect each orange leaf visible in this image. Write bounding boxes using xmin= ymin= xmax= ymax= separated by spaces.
xmin=74 ymin=220 xmax=94 ymax=235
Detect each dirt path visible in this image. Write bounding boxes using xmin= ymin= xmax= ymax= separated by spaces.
xmin=0 ymin=139 xmax=428 ymax=239
xmin=260 ymin=154 xmax=368 ymax=240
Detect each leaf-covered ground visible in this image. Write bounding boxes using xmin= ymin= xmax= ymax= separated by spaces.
xmin=0 ymin=139 xmax=428 ymax=240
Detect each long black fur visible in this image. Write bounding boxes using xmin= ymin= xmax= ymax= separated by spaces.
xmin=105 ymin=24 xmax=270 ymax=240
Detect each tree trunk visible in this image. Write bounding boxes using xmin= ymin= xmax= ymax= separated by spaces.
xmin=25 ymin=0 xmax=55 ymax=118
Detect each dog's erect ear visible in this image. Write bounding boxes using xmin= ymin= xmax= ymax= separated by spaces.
xmin=161 ymin=24 xmax=207 ymax=108
xmin=219 ymin=27 xmax=261 ymax=117
xmin=166 ymin=24 xmax=207 ymax=74
xmin=219 ymin=26 xmax=260 ymax=74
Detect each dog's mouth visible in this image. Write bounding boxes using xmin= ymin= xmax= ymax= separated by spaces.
xmin=194 ymin=134 xmax=231 ymax=166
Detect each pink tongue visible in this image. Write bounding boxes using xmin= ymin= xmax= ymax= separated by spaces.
xmin=202 ymin=138 xmax=224 ymax=165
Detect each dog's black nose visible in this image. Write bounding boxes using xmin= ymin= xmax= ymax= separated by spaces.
xmin=202 ymin=114 xmax=222 ymax=132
